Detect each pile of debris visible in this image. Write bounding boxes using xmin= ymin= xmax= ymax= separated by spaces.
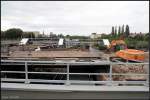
xmin=112 ymin=64 xmax=147 ymax=81
xmin=99 ymin=64 xmax=147 ymax=81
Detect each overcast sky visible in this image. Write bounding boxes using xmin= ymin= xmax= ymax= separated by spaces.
xmin=1 ymin=1 xmax=149 ymax=36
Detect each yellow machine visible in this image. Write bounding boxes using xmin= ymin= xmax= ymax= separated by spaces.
xmin=107 ymin=40 xmax=127 ymax=52
xmin=108 ymin=39 xmax=145 ymax=62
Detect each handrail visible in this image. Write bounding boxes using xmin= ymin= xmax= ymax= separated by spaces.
xmin=1 ymin=59 xmax=149 ymax=64
xmin=1 ymin=60 xmax=149 ymax=86
xmin=1 ymin=71 xmax=148 ymax=76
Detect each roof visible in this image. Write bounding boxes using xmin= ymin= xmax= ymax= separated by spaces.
xmin=102 ymin=39 xmax=110 ymax=46
xmin=58 ymin=38 xmax=64 ymax=45
xmin=19 ymin=38 xmax=29 ymax=45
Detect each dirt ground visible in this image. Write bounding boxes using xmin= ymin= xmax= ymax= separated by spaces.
xmin=1 ymin=50 xmax=102 ymax=58
xmin=1 ymin=44 xmax=149 ymax=81
xmin=97 ymin=52 xmax=149 ymax=81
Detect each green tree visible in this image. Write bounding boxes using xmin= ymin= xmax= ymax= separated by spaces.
xmin=114 ymin=26 xmax=117 ymax=35
xmin=92 ymin=33 xmax=96 ymax=35
xmin=111 ymin=26 xmax=115 ymax=35
xmin=144 ymin=33 xmax=149 ymax=41
xmin=118 ymin=26 xmax=121 ymax=36
xmin=4 ymin=28 xmax=23 ymax=39
xmin=69 ymin=35 xmax=89 ymax=40
xmin=23 ymin=32 xmax=35 ymax=38
xmin=66 ymin=34 xmax=70 ymax=38
xmin=1 ymin=31 xmax=5 ymax=39
xmin=125 ymin=25 xmax=130 ymax=37
xmin=121 ymin=25 xmax=124 ymax=35
xmin=57 ymin=34 xmax=64 ymax=38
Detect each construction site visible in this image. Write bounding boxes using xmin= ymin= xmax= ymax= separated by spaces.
xmin=1 ymin=1 xmax=149 ymax=99
xmin=1 ymin=37 xmax=149 ymax=99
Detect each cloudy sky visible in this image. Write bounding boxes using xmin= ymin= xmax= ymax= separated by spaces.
xmin=1 ymin=1 xmax=149 ymax=36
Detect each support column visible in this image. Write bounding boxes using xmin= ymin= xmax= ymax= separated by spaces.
xmin=146 ymin=64 xmax=149 ymax=87
xmin=25 ymin=62 xmax=30 ymax=84
xmin=108 ymin=64 xmax=113 ymax=86
xmin=66 ymin=64 xmax=70 ymax=86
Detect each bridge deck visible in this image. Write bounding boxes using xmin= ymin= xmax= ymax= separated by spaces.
xmin=2 ymin=83 xmax=149 ymax=99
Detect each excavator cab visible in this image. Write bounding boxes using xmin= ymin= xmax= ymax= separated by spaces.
xmin=108 ymin=40 xmax=127 ymax=52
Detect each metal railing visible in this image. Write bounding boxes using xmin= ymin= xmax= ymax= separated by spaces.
xmin=1 ymin=60 xmax=149 ymax=86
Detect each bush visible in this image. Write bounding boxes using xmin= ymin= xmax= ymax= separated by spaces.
xmin=125 ymin=40 xmax=137 ymax=49
xmin=125 ymin=38 xmax=149 ymax=50
xmin=136 ymin=41 xmax=149 ymax=50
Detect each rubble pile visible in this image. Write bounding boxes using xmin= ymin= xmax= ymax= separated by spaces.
xmin=99 ymin=64 xmax=147 ymax=81
xmin=112 ymin=64 xmax=147 ymax=81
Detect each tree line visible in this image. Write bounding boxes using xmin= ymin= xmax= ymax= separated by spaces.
xmin=111 ymin=24 xmax=130 ymax=38
xmin=1 ymin=28 xmax=35 ymax=40
xmin=99 ymin=25 xmax=149 ymax=50
xmin=1 ymin=28 xmax=89 ymax=40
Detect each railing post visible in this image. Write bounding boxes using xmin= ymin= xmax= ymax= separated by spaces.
xmin=25 ymin=62 xmax=30 ymax=84
xmin=146 ymin=64 xmax=149 ymax=87
xmin=65 ymin=64 xmax=70 ymax=86
xmin=108 ymin=64 xmax=113 ymax=86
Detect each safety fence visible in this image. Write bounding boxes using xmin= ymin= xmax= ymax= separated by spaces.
xmin=1 ymin=60 xmax=149 ymax=86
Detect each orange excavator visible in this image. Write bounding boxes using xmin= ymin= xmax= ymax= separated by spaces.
xmin=107 ymin=39 xmax=145 ymax=62
xmin=107 ymin=40 xmax=127 ymax=52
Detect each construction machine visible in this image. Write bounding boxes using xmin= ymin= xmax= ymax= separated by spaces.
xmin=107 ymin=40 xmax=127 ymax=52
xmin=108 ymin=39 xmax=145 ymax=62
